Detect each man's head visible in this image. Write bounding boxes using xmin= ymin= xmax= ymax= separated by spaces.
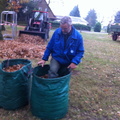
xmin=60 ymin=16 xmax=72 ymax=34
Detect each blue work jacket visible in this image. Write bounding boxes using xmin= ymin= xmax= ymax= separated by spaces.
xmin=42 ymin=26 xmax=84 ymax=66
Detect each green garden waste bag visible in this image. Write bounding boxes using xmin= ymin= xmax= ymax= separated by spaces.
xmin=0 ymin=59 xmax=32 ymax=110
xmin=31 ymin=65 xmax=71 ymax=120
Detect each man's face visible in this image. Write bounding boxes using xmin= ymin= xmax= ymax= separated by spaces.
xmin=60 ymin=23 xmax=71 ymax=34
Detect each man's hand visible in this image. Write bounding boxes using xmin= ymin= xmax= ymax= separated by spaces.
xmin=38 ymin=60 xmax=46 ymax=67
xmin=67 ymin=63 xmax=77 ymax=69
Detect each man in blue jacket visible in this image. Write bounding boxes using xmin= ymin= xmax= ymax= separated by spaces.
xmin=38 ymin=16 xmax=84 ymax=78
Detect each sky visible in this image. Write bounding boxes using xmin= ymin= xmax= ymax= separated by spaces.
xmin=47 ymin=0 xmax=120 ymax=26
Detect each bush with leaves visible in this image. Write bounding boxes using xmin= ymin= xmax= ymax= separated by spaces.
xmin=6 ymin=0 xmax=22 ymax=12
xmin=0 ymin=0 xmax=8 ymax=13
xmin=0 ymin=25 xmax=3 ymax=40
xmin=94 ymin=22 xmax=101 ymax=32
xmin=50 ymin=21 xmax=91 ymax=31
xmin=0 ymin=31 xmax=3 ymax=40
xmin=114 ymin=11 xmax=120 ymax=23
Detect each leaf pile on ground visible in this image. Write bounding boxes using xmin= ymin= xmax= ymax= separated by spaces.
xmin=0 ymin=34 xmax=46 ymax=60
xmin=16 ymin=34 xmax=45 ymax=45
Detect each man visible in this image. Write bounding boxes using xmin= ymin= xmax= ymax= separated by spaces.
xmin=38 ymin=16 xmax=84 ymax=78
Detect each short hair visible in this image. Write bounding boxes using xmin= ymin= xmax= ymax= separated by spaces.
xmin=60 ymin=16 xmax=72 ymax=26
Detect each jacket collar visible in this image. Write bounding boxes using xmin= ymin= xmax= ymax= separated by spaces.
xmin=58 ymin=26 xmax=78 ymax=40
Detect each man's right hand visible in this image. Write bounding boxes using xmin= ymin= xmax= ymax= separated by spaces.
xmin=38 ymin=60 xmax=46 ymax=67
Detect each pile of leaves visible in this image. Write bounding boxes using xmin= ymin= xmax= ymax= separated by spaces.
xmin=16 ymin=34 xmax=45 ymax=45
xmin=0 ymin=34 xmax=46 ymax=60
xmin=3 ymin=64 xmax=24 ymax=72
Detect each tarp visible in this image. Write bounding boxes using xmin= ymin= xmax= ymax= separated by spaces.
xmin=31 ymin=65 xmax=71 ymax=120
xmin=0 ymin=59 xmax=32 ymax=110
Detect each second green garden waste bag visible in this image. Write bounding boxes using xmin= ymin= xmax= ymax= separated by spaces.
xmin=0 ymin=59 xmax=32 ymax=110
xmin=30 ymin=65 xmax=71 ymax=120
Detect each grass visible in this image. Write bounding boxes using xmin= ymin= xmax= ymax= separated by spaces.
xmin=67 ymin=31 xmax=120 ymax=120
xmin=1 ymin=25 xmax=25 ymax=38
xmin=0 ymin=30 xmax=120 ymax=120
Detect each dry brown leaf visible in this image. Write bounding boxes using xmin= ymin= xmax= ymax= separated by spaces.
xmin=0 ymin=34 xmax=46 ymax=60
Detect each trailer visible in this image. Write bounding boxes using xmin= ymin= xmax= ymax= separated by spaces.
xmin=107 ymin=23 xmax=120 ymax=41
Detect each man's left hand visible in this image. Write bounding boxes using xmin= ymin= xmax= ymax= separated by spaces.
xmin=67 ymin=63 xmax=77 ymax=69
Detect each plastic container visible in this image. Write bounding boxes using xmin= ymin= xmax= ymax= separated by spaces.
xmin=30 ymin=65 xmax=71 ymax=120
xmin=0 ymin=59 xmax=32 ymax=110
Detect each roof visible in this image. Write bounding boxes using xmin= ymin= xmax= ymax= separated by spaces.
xmin=55 ymin=15 xmax=88 ymax=25
xmin=70 ymin=16 xmax=88 ymax=25
xmin=34 ymin=0 xmax=56 ymax=19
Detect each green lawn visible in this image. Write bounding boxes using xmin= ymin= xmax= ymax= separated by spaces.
xmin=0 ymin=31 xmax=120 ymax=120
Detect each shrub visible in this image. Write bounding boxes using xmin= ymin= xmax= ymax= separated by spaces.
xmin=0 ymin=25 xmax=3 ymax=40
xmin=94 ymin=22 xmax=101 ymax=32
xmin=50 ymin=21 xmax=91 ymax=31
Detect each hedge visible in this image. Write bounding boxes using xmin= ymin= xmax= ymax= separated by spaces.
xmin=50 ymin=21 xmax=91 ymax=31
